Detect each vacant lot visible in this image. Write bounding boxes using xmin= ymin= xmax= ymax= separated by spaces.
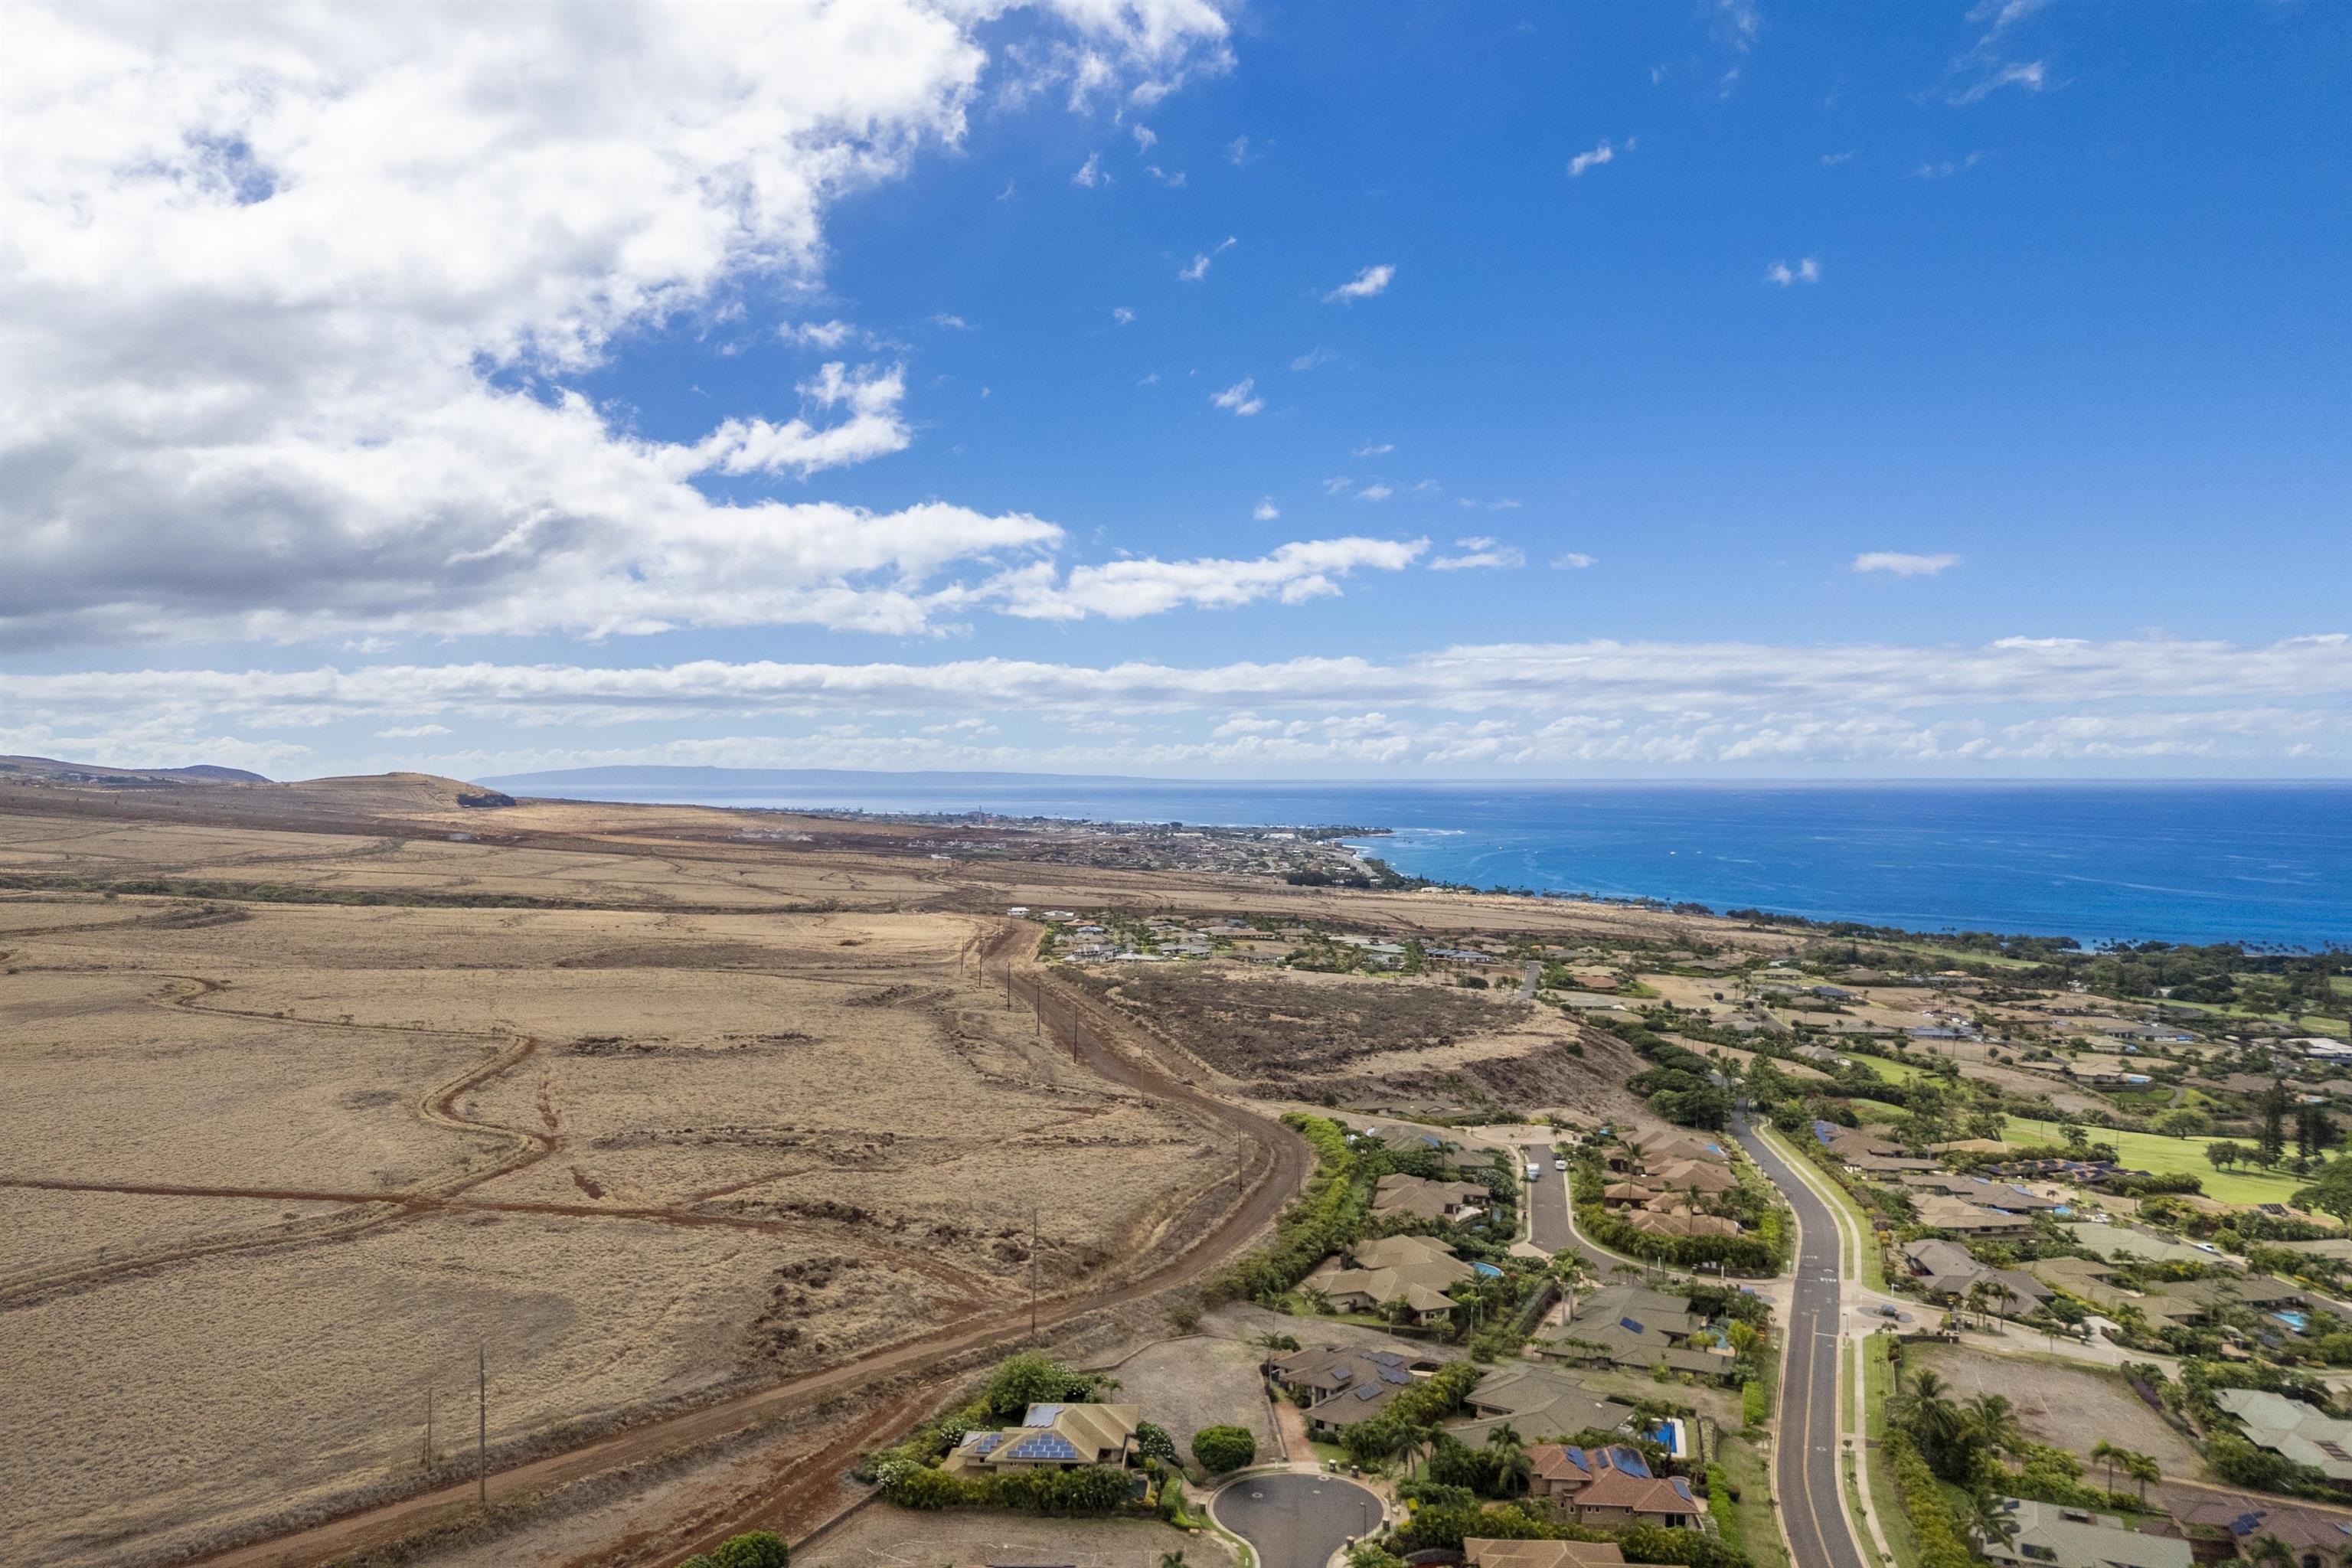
xmin=0 ymin=864 xmax=1216 ymax=1566
xmin=1082 ymin=965 xmax=1640 ymax=1116
xmin=1906 ymin=1345 xmax=2202 ymax=1476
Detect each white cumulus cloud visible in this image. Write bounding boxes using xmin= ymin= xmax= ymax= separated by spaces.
xmin=1210 ymin=377 xmax=1264 ymax=416
xmin=1765 ymin=257 xmax=1823 ymax=286
xmin=1324 ymin=264 xmax=1396 ymax=303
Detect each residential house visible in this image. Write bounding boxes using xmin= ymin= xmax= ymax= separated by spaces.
xmin=1625 ymin=1209 xmax=1742 ymax=1240
xmin=1524 ymin=1445 xmax=1706 ymax=1527
xmin=2060 ymin=1224 xmax=2238 ymax=1268
xmin=1535 ymin=1288 xmax=1736 ymax=1381
xmin=1632 ymin=1127 xmax=1731 ymax=1165
xmin=1266 ymin=1344 xmax=1448 ymax=1436
xmin=1648 ymin=1157 xmax=1739 ymax=1195
xmin=942 ymin=1403 xmax=1141 ymax=1474
xmin=1602 ymin=1180 xmax=1658 ymax=1206
xmin=2161 ymin=1498 xmax=2352 ymax=1568
xmin=2214 ymin=1389 xmax=2352 ymax=1481
xmin=1976 ymin=1499 xmax=2193 ymax=1568
xmin=1899 ymin=1239 xmax=2052 ymax=1313
xmin=1305 ymin=1234 xmax=1475 ymax=1325
xmin=1450 ymin=1361 xmax=1635 ymax=1446
xmin=1463 ymin=1539 xmax=1627 ymax=1568
xmin=1372 ymin=1172 xmax=1489 ymax=1224
xmin=1912 ymin=1194 xmax=2034 ymax=1239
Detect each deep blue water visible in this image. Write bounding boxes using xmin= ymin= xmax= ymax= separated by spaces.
xmin=510 ymin=779 xmax=2352 ymax=949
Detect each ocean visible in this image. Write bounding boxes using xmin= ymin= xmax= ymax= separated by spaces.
xmin=488 ymin=775 xmax=2352 ymax=949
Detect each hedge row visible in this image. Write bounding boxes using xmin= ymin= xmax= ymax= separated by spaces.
xmin=877 ymin=1460 xmax=1135 ymax=1514
xmin=1885 ymin=1431 xmax=1973 ymax=1568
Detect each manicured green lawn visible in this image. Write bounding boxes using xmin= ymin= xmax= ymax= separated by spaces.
xmin=2001 ymin=1116 xmax=2313 ymax=1206
xmin=1857 ymin=1054 xmax=1935 ymax=1086
xmin=1847 ymin=1098 xmax=1912 ymax=1123
xmin=1716 ymin=1436 xmax=1790 ymax=1568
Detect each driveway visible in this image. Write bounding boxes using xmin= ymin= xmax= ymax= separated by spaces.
xmin=1210 ymin=1472 xmax=1383 ymax=1568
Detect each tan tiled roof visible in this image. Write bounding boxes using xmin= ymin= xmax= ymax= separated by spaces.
xmin=1464 ymin=1540 xmax=1626 ymax=1568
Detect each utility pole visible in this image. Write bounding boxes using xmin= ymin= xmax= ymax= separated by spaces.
xmin=476 ymin=1343 xmax=487 ymax=1508
xmin=1029 ymin=1204 xmax=1040 ymax=1343
xmin=423 ymin=1380 xmax=433 ymax=1470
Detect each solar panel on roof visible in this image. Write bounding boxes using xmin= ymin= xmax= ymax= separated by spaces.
xmin=1379 ymin=1367 xmax=1411 ymax=1385
xmin=1024 ymin=1403 xmax=1065 ymax=1425
xmin=1619 ymin=1316 xmax=1645 ymax=1333
xmin=1008 ymin=1432 xmax=1082 ymax=1460
xmin=1328 ymin=1365 xmax=1352 ymax=1383
xmin=966 ymin=1432 xmax=1003 ymax=1453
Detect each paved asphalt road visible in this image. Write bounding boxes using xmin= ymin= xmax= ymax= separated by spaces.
xmin=1733 ymin=1112 xmax=1868 ymax=1568
xmin=1520 ymin=1142 xmax=1577 ymax=1253
xmin=1214 ymin=1473 xmax=1383 ymax=1568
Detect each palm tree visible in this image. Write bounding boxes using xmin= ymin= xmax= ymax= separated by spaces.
xmin=1159 ymin=1553 xmax=1188 ymax=1568
xmin=1967 ymin=1490 xmax=2018 ymax=1554
xmin=1487 ymin=1423 xmax=1533 ymax=1497
xmin=2121 ymin=1449 xmax=2160 ymax=1508
xmin=1964 ymin=1393 xmax=2024 ymax=1460
xmin=2091 ymin=1439 xmax=2120 ymax=1495
xmin=2247 ymin=1535 xmax=2295 ymax=1568
xmin=1299 ymin=1285 xmax=1333 ymax=1316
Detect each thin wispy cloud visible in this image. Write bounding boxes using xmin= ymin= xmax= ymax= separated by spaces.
xmin=1323 ymin=264 xmax=1395 ymax=303
xmin=1180 ymin=235 xmax=1237 ymax=282
xmin=1459 ymin=498 xmax=1523 ymax=512
xmin=1131 ymin=124 xmax=1157 ymax=150
xmin=1550 ymin=551 xmax=1596 ymax=570
xmin=1820 ymin=150 xmax=1857 ymax=168
xmin=1910 ymin=152 xmax=1984 ymax=179
xmin=1354 ymin=441 xmax=1394 ymax=457
xmin=929 ymin=312 xmax=971 ymax=329
xmin=1947 ymin=0 xmax=2056 ymax=104
xmin=1356 ymin=483 xmax=1393 ymax=501
xmin=1253 ymin=498 xmax=1279 ymax=521
xmin=1765 ymin=257 xmax=1822 ymax=286
xmin=1210 ymin=377 xmax=1263 ymax=416
xmin=1431 ymin=536 xmax=1525 ymax=571
xmin=1568 ymin=136 xmax=1634 ymax=178
xmin=1291 ymin=347 xmax=1338 ymax=372
xmin=1071 ymin=152 xmax=1107 ymax=188
xmin=1226 ymin=136 xmax=1252 ymax=165
xmin=1111 ymin=306 xmax=1135 ymax=325
xmin=1853 ymin=550 xmax=1961 ymax=577
xmin=1321 ymin=476 xmax=1354 ymax=495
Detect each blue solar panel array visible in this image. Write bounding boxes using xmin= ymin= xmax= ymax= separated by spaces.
xmin=1353 ymin=1383 xmax=1382 ymax=1401
xmin=966 ymin=1432 xmax=1004 ymax=1454
xmin=1379 ymin=1367 xmax=1411 ymax=1386
xmin=1007 ymin=1432 xmax=1083 ymax=1461
xmin=1619 ymin=1316 xmax=1646 ymax=1334
xmin=1024 ymin=1403 xmax=1065 ymax=1426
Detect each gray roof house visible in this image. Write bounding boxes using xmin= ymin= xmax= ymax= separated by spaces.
xmin=1978 ymin=1499 xmax=2192 ymax=1568
xmin=2215 ymin=1388 xmax=2352 ymax=1481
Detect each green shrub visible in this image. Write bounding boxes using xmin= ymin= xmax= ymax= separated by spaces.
xmin=1705 ymin=1465 xmax=1736 ymax=1536
xmin=1741 ymin=1380 xmax=1769 ymax=1430
xmin=1192 ymin=1424 xmax=1257 ymax=1473
xmin=709 ymin=1532 xmax=790 ymax=1568
xmin=1135 ymin=1421 xmax=1178 ymax=1465
xmin=1886 ymin=1431 xmax=1973 ymax=1568
xmin=981 ymin=1352 xmax=1102 ymax=1422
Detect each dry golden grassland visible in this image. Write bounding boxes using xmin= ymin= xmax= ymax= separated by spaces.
xmin=0 ymin=813 xmax=1226 ymax=1568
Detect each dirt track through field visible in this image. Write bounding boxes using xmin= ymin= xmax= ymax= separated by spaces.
xmin=169 ymin=924 xmax=1310 ymax=1568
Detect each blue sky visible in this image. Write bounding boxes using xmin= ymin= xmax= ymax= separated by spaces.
xmin=3 ymin=1 xmax=2347 ymax=779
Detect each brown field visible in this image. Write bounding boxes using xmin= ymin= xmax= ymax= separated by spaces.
xmin=1076 ymin=963 xmax=1643 ymax=1116
xmin=0 ymin=866 xmax=1222 ymax=1564
xmin=0 ymin=772 xmax=1770 ymax=1568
